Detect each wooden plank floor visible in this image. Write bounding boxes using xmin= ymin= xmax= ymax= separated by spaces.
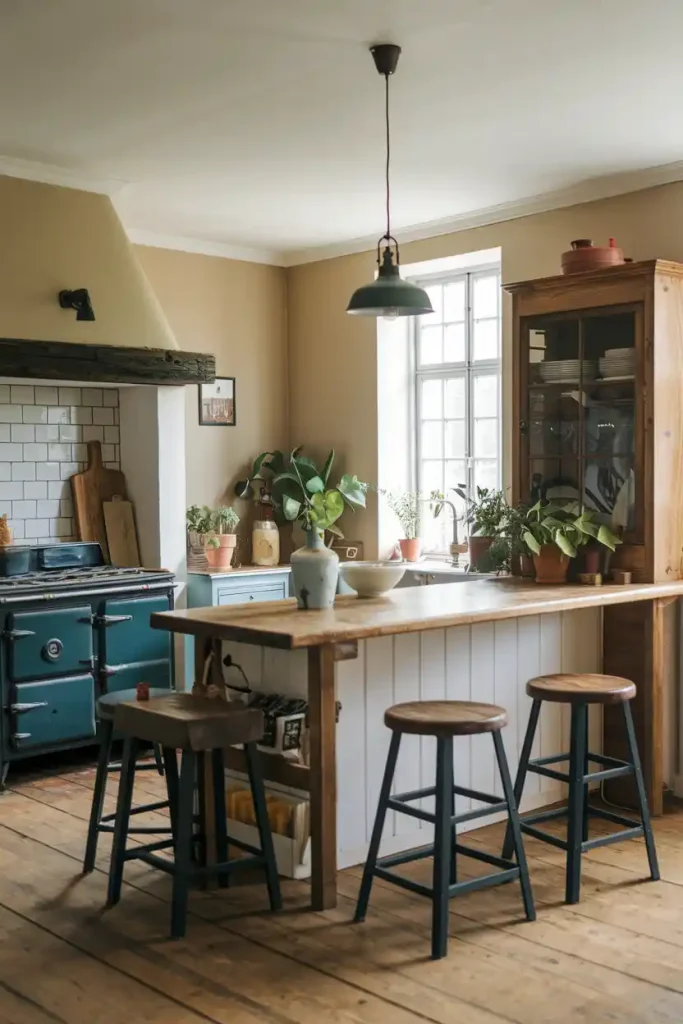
xmin=1 ymin=757 xmax=683 ymax=1024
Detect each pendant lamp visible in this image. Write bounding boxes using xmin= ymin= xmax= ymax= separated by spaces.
xmin=347 ymin=44 xmax=433 ymax=320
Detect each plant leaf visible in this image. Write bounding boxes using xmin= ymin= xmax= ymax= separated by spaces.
xmin=523 ymin=530 xmax=541 ymax=555
xmin=326 ymin=522 xmax=344 ymax=539
xmin=338 ymin=474 xmax=367 ymax=507
xmin=251 ymin=452 xmax=271 ymax=478
xmin=554 ymin=530 xmax=576 ymax=558
xmin=283 ymin=496 xmax=301 ymax=522
xmin=597 ymin=524 xmax=621 ymax=551
xmin=305 ymin=475 xmax=325 ymax=494
xmin=321 ymin=450 xmax=335 ymax=486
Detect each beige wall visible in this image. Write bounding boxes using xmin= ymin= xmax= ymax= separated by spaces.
xmin=287 ymin=180 xmax=683 ymax=556
xmin=0 ymin=174 xmax=175 ymax=349
xmin=136 ymin=246 xmax=288 ymax=509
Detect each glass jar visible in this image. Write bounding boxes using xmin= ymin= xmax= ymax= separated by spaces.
xmin=252 ymin=520 xmax=280 ymax=567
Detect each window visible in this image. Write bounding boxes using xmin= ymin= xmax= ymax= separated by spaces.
xmin=413 ymin=265 xmax=502 ymax=554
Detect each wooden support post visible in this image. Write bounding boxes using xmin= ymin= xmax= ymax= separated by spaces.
xmin=307 ymin=643 xmax=338 ymax=911
xmin=193 ymin=635 xmax=218 ymax=877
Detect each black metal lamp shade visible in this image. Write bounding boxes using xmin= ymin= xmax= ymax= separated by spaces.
xmin=347 ymin=245 xmax=433 ymax=317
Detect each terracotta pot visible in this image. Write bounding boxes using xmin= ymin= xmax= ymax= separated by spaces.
xmin=519 ymin=553 xmax=535 ymax=578
xmin=582 ymin=546 xmax=601 ymax=574
xmin=205 ymin=533 xmax=236 ymax=570
xmin=468 ymin=535 xmax=494 ymax=571
xmin=532 ymin=545 xmax=570 ymax=584
xmin=399 ymin=538 xmax=422 ymax=562
xmin=561 ymin=238 xmax=624 ymax=275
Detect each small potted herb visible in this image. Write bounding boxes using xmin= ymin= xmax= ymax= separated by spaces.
xmin=204 ymin=534 xmax=222 ymax=569
xmin=454 ymin=486 xmax=508 ymax=571
xmin=384 ymin=491 xmax=423 ymax=561
xmin=186 ymin=504 xmax=213 ymax=547
xmin=209 ymin=506 xmax=240 ymax=569
xmin=522 ymin=501 xmax=621 ymax=583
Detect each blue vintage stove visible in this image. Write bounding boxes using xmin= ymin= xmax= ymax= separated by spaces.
xmin=0 ymin=542 xmax=175 ymax=788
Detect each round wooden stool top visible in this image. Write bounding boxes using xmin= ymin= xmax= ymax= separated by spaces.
xmin=526 ymin=673 xmax=636 ymax=705
xmin=384 ymin=700 xmax=507 ymax=737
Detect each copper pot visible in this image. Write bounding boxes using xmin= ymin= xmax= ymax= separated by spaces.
xmin=532 ymin=545 xmax=570 ymax=584
xmin=561 ymin=238 xmax=624 ymax=275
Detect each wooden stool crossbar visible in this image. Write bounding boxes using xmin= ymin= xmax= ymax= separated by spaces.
xmin=502 ymin=673 xmax=659 ymax=904
xmin=355 ymin=700 xmax=535 ymax=960
xmin=106 ymin=693 xmax=282 ymax=938
xmin=83 ymin=688 xmax=172 ymax=875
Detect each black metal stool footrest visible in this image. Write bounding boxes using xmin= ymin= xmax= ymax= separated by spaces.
xmin=519 ymin=800 xmax=645 ymax=853
xmin=372 ymin=839 xmax=521 ymax=903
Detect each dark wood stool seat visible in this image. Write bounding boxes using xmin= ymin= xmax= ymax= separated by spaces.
xmin=82 ymin=687 xmax=173 ymax=876
xmin=356 ymin=699 xmax=534 ymax=959
xmin=503 ymin=672 xmax=659 ymax=905
xmin=526 ymin=673 xmax=636 ymax=704
xmin=385 ymin=700 xmax=507 ymax=736
xmin=106 ymin=694 xmax=281 ymax=938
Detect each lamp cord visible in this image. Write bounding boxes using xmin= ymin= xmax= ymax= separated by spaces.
xmin=384 ymin=71 xmax=391 ymax=242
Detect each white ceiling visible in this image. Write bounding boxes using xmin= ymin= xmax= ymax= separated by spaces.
xmin=1 ymin=0 xmax=683 ymax=264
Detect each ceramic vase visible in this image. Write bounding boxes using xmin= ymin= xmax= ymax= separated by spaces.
xmin=290 ymin=530 xmax=339 ymax=610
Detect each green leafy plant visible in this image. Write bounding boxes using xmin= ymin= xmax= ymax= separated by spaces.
xmin=522 ymin=501 xmax=622 ymax=558
xmin=211 ymin=506 xmax=240 ymax=534
xmin=383 ymin=491 xmax=422 ymax=540
xmin=186 ymin=504 xmax=214 ymax=536
xmin=454 ymin=486 xmax=508 ymax=537
xmin=205 ymin=535 xmax=221 ymax=550
xmin=235 ymin=450 xmax=287 ymax=502
xmin=263 ymin=447 xmax=367 ymax=535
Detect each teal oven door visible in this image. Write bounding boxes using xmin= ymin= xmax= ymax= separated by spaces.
xmin=9 ymin=674 xmax=96 ymax=751
xmin=6 ymin=606 xmax=94 ymax=681
xmin=98 ymin=594 xmax=173 ymax=695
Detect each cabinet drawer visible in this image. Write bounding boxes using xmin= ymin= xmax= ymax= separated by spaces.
xmin=217 ymin=583 xmax=287 ymax=606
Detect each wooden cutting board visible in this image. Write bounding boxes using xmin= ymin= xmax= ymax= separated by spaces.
xmin=71 ymin=440 xmax=128 ymax=561
xmin=103 ymin=498 xmax=140 ymax=567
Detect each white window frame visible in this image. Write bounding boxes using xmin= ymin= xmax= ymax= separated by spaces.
xmin=412 ymin=263 xmax=502 ymax=555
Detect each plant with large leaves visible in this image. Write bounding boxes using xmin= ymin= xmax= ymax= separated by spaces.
xmin=522 ymin=500 xmax=621 ymax=558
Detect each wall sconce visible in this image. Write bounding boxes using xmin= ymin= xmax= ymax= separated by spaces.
xmin=58 ymin=288 xmax=96 ymax=322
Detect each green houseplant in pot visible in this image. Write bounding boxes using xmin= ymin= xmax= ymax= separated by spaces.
xmin=522 ymin=501 xmax=621 ymax=584
xmin=454 ymin=486 xmax=508 ymax=571
xmin=272 ymin=447 xmax=367 ymax=609
xmin=210 ymin=505 xmax=240 ymax=570
xmin=384 ymin=491 xmax=422 ymax=561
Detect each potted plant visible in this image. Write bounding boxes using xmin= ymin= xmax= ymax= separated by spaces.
xmin=501 ymin=502 xmax=535 ymax=576
xmin=522 ymin=501 xmax=621 ymax=584
xmin=210 ymin=505 xmax=240 ymax=569
xmin=384 ymin=491 xmax=423 ymax=561
xmin=454 ymin=486 xmax=508 ymax=571
xmin=271 ymin=447 xmax=368 ymax=609
xmin=204 ymin=534 xmax=222 ymax=569
xmin=186 ymin=504 xmax=213 ymax=548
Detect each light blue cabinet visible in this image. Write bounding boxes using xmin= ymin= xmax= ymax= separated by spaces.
xmin=184 ymin=569 xmax=291 ymax=685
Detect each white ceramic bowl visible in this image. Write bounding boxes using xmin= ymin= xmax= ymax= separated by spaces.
xmin=340 ymin=561 xmax=406 ymax=598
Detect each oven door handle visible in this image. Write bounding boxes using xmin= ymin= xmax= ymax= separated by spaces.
xmin=10 ymin=701 xmax=49 ymax=714
xmin=96 ymin=614 xmax=133 ymax=627
xmin=3 ymin=628 xmax=36 ymax=641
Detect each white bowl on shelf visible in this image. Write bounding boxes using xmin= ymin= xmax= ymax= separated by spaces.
xmin=340 ymin=561 xmax=406 ymax=598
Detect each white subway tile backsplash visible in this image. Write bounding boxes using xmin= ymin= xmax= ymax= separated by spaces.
xmin=105 ymin=462 xmax=121 ymax=470
xmin=48 ymin=443 xmax=71 ymax=462
xmin=60 ymin=497 xmax=73 ymax=517
xmin=0 ymin=405 xmax=22 ymax=423
xmin=11 ymin=385 xmax=34 ymax=405
xmin=36 ymin=463 xmax=60 ymax=481
xmin=60 ymin=462 xmax=80 ymax=480
xmin=8 ymin=519 xmax=24 ymax=539
xmin=11 ymin=424 xmax=34 ymax=443
xmin=11 ymin=463 xmax=36 ymax=481
xmin=71 ymin=406 xmax=92 ymax=425
xmin=47 ymin=406 xmax=70 ymax=424
xmin=37 ymin=499 xmax=60 ymax=518
xmin=24 ymin=481 xmax=47 ymax=499
xmin=25 ymin=519 xmax=49 ymax=538
xmin=59 ymin=424 xmax=81 ymax=443
xmin=58 ymin=387 xmax=81 ymax=406
xmin=0 ymin=385 xmax=9 ymax=403
xmin=0 ymin=464 xmax=10 ymax=482
xmin=35 ymin=424 xmax=59 ymax=442
xmin=103 ymin=389 xmax=119 ymax=407
xmin=23 ymin=443 xmax=48 ymax=462
xmin=48 ymin=480 xmax=70 ymax=499
xmin=72 ymin=443 xmax=87 ymax=462
xmin=82 ymin=388 xmax=102 ymax=406
xmin=0 ymin=482 xmax=23 ymax=500
xmin=113 ymin=408 xmax=119 ymax=425
xmin=35 ymin=386 xmax=58 ymax=406
xmin=83 ymin=425 xmax=104 ymax=442
xmin=101 ymin=444 xmax=115 ymax=462
xmin=0 ymin=501 xmax=12 ymax=517
xmin=0 ymin=443 xmax=23 ymax=460
xmin=23 ymin=405 xmax=48 ymax=424
xmin=104 ymin=425 xmax=120 ymax=444
xmin=0 ymin=426 xmax=9 ymax=442
xmin=93 ymin=407 xmax=114 ymax=426
xmin=51 ymin=518 xmax=73 ymax=537
xmin=13 ymin=500 xmax=36 ymax=519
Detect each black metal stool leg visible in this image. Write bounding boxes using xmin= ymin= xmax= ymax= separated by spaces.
xmin=582 ymin=723 xmax=590 ymax=843
xmin=450 ymin=776 xmax=457 ymax=886
xmin=623 ymin=701 xmax=660 ymax=881
xmin=212 ymin=747 xmax=230 ymax=888
xmin=162 ymin=747 xmax=179 ymax=843
xmin=195 ymin=752 xmax=207 ymax=875
xmin=245 ymin=741 xmax=282 ymax=911
xmin=493 ymin=731 xmax=535 ymax=922
xmin=354 ymin=731 xmax=401 ymax=923
xmin=153 ymin=743 xmax=165 ymax=777
xmin=83 ymin=717 xmax=114 ymax=874
xmin=171 ymin=750 xmax=196 ymax=939
xmin=502 ymin=699 xmax=541 ymax=860
xmin=107 ymin=735 xmax=138 ymax=906
xmin=565 ymin=703 xmax=588 ymax=904
xmin=432 ymin=736 xmax=454 ymax=960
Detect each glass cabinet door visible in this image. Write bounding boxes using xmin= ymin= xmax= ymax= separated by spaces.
xmin=521 ymin=306 xmax=640 ymax=543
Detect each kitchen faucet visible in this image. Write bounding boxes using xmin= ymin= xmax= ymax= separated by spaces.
xmin=432 ymin=497 xmax=467 ymax=567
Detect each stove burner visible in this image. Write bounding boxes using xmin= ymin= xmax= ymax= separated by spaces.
xmin=0 ymin=564 xmax=170 ymax=596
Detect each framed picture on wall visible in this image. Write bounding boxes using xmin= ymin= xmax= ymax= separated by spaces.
xmin=199 ymin=376 xmax=236 ymax=426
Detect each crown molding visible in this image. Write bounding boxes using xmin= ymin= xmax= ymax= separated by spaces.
xmin=281 ymin=159 xmax=683 ymax=266
xmin=125 ymin=227 xmax=283 ymax=266
xmin=0 ymin=154 xmax=127 ymax=195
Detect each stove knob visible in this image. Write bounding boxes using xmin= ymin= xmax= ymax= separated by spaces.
xmin=42 ymin=638 xmax=63 ymax=662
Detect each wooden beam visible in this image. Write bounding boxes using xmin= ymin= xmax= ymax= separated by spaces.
xmin=0 ymin=337 xmax=215 ymax=385
xmin=224 ymin=747 xmax=310 ymax=792
xmin=307 ymin=643 xmax=338 ymax=911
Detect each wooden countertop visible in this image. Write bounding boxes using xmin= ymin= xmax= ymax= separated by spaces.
xmin=151 ymin=577 xmax=683 ymax=649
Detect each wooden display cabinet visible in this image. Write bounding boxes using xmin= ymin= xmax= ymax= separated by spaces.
xmin=506 ymin=261 xmax=683 ymax=812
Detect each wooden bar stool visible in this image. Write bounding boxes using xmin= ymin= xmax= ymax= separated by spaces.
xmin=106 ymin=693 xmax=282 ymax=938
xmin=83 ymin=688 xmax=172 ymax=875
xmin=354 ymin=700 xmax=535 ymax=960
xmin=502 ymin=673 xmax=659 ymax=904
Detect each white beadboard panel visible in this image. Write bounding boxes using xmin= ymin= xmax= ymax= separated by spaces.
xmin=470 ymin=622 xmax=496 ymax=809
xmin=516 ymin=615 xmax=542 ymax=799
xmin=392 ymin=632 xmax=422 ymax=840
xmin=494 ymin=618 xmax=520 ymax=782
xmin=446 ymin=624 xmax=473 ymax=824
xmin=419 ymin=630 xmax=445 ymax=820
xmin=336 ymin=641 xmax=368 ymax=854
xmin=365 ymin=635 xmax=396 ymax=839
xmin=538 ymin=613 xmax=564 ymax=795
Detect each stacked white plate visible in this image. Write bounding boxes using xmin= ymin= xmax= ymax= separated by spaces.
xmin=599 ymin=347 xmax=635 ymax=380
xmin=538 ymin=359 xmax=597 ymax=384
